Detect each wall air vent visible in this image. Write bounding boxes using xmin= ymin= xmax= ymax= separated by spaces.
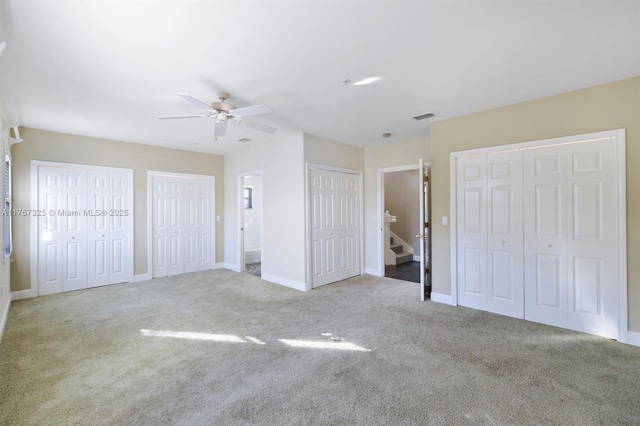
xmin=238 ymin=138 xmax=251 ymax=143
xmin=412 ymin=112 xmax=435 ymax=121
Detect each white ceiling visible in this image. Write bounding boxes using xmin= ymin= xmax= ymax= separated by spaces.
xmin=0 ymin=0 xmax=639 ymax=155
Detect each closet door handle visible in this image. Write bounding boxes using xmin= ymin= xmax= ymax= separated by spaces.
xmin=499 ymin=240 xmax=505 ymax=244
xmin=546 ymin=243 xmax=552 ymax=247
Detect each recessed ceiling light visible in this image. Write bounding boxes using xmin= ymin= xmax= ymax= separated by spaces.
xmin=382 ymin=132 xmax=391 ymax=138
xmin=353 ymin=76 xmax=382 ymax=86
xmin=238 ymin=138 xmax=251 ymax=143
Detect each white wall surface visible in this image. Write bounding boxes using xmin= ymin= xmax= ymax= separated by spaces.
xmin=224 ymin=134 xmax=306 ymax=288
xmin=363 ymin=137 xmax=430 ymax=274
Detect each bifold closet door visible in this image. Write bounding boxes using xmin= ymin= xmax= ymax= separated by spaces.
xmin=524 ymin=140 xmax=619 ymax=339
xmin=37 ymin=164 xmax=132 ymax=295
xmin=38 ymin=167 xmax=88 ymax=295
xmin=310 ymin=168 xmax=361 ymax=288
xmin=152 ymin=174 xmax=214 ymax=278
xmin=184 ymin=178 xmax=213 ymax=274
xmin=87 ymin=169 xmax=132 ymax=287
xmin=456 ymin=152 xmax=524 ymax=318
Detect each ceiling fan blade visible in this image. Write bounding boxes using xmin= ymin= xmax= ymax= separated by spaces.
xmin=237 ymin=119 xmax=277 ymax=134
xmin=230 ymin=104 xmax=272 ymax=117
xmin=214 ymin=120 xmax=227 ymax=137
xmin=157 ymin=115 xmax=208 ymax=119
xmin=176 ymin=93 xmax=213 ymax=110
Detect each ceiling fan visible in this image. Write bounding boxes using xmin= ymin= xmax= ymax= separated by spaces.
xmin=158 ymin=91 xmax=277 ymax=138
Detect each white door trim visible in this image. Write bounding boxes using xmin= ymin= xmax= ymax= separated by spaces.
xmin=305 ymin=163 xmax=364 ymax=291
xmin=237 ymin=170 xmax=263 ymax=273
xmin=449 ymin=128 xmax=627 ymax=342
xmin=146 ymin=170 xmax=216 ymax=279
xmin=30 ymin=160 xmax=134 ymax=297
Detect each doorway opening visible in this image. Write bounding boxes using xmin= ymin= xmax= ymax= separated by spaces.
xmin=378 ymin=161 xmax=430 ymax=300
xmin=240 ymin=172 xmax=262 ymax=277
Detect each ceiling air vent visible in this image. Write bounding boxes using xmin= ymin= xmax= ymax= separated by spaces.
xmin=238 ymin=138 xmax=251 ymax=143
xmin=412 ymin=112 xmax=435 ymax=121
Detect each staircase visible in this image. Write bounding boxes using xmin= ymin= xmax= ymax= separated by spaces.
xmin=390 ymin=236 xmax=413 ymax=265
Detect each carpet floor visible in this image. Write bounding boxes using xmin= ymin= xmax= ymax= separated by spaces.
xmin=1 ymin=270 xmax=639 ymax=425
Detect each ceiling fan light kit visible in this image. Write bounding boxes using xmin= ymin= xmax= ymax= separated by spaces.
xmin=158 ymin=91 xmax=276 ymax=140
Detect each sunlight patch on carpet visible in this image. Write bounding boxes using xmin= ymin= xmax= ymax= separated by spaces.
xmin=140 ymin=329 xmax=246 ymax=343
xmin=278 ymin=339 xmax=371 ymax=352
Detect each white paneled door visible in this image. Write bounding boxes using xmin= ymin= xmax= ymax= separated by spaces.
xmin=524 ymin=140 xmax=619 ymax=338
xmin=36 ymin=163 xmax=132 ymax=296
xmin=454 ymin=131 xmax=624 ymax=340
xmin=152 ymin=173 xmax=214 ymax=278
xmin=310 ymin=168 xmax=361 ymax=288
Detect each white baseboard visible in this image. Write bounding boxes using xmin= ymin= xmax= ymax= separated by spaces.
xmin=133 ymin=273 xmax=152 ymax=283
xmin=413 ymin=255 xmax=420 ymax=262
xmin=215 ymin=262 xmax=226 ymax=269
xmin=0 ymin=292 xmax=11 ymax=342
xmin=626 ymin=331 xmax=640 ymax=347
xmin=11 ymin=288 xmax=37 ymax=301
xmin=430 ymin=292 xmax=456 ymax=306
xmin=364 ymin=267 xmax=382 ymax=277
xmin=261 ymin=273 xmax=307 ymax=292
xmin=221 ymin=263 xmax=241 ymax=272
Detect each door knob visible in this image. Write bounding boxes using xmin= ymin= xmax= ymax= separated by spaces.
xmin=546 ymin=243 xmax=551 ymax=247
xmin=101 ymin=234 xmax=105 ymax=238
xmin=499 ymin=240 xmax=505 ymax=244
xmin=71 ymin=236 xmax=75 ymax=239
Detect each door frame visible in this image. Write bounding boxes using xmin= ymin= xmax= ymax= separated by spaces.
xmin=305 ymin=163 xmax=364 ymax=291
xmin=376 ymin=162 xmax=431 ymax=278
xmin=449 ymin=128 xmax=627 ymax=342
xmin=30 ymin=160 xmax=134 ymax=297
xmin=146 ymin=170 xmax=216 ymax=279
xmin=237 ymin=170 xmax=263 ymax=273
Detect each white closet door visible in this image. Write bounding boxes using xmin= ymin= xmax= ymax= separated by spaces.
xmin=566 ymin=140 xmax=618 ymax=339
xmin=195 ymin=178 xmax=214 ymax=271
xmin=38 ymin=167 xmax=88 ymax=295
xmin=61 ymin=169 xmax=87 ymax=292
xmin=153 ymin=176 xmax=183 ymax=277
xmin=456 ymin=155 xmax=488 ymax=310
xmin=183 ymin=177 xmax=213 ymax=273
xmin=38 ymin=167 xmax=65 ymax=295
xmin=87 ymin=170 xmax=110 ymax=287
xmin=487 ymin=151 xmax=524 ymax=318
xmin=108 ymin=171 xmax=132 ymax=284
xmin=524 ymin=146 xmax=568 ymax=328
xmin=310 ymin=169 xmax=338 ymax=287
xmin=335 ymin=172 xmax=360 ymax=281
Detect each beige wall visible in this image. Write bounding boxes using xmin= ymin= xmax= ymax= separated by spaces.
xmin=10 ymin=128 xmax=225 ymax=291
xmin=363 ymin=137 xmax=430 ymax=273
xmin=303 ymin=134 xmax=364 ymax=170
xmin=430 ymin=76 xmax=640 ymax=332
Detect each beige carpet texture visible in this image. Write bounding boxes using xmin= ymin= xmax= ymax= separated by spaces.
xmin=1 ymin=270 xmax=640 ymax=425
